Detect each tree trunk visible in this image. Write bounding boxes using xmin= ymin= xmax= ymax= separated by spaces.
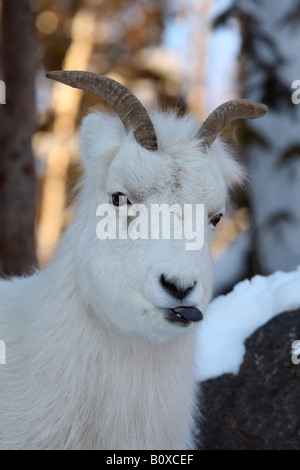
xmin=238 ymin=0 xmax=300 ymax=274
xmin=0 ymin=0 xmax=38 ymax=276
xmin=37 ymin=8 xmax=96 ymax=266
xmin=186 ymin=0 xmax=213 ymax=120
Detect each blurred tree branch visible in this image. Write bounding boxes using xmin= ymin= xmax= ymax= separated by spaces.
xmin=0 ymin=0 xmax=38 ymax=276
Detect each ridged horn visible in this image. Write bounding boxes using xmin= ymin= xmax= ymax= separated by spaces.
xmin=198 ymin=99 xmax=268 ymax=148
xmin=46 ymin=70 xmax=158 ymax=151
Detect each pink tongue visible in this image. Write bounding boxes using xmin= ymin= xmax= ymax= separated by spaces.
xmin=172 ymin=307 xmax=203 ymax=322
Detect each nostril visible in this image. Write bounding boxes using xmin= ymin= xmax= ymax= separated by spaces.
xmin=160 ymin=274 xmax=195 ymax=300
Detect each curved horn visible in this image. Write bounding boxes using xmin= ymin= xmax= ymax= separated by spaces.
xmin=46 ymin=70 xmax=158 ymax=151
xmin=197 ymin=99 xmax=268 ymax=148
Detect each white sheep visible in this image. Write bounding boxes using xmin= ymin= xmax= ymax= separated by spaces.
xmin=0 ymin=71 xmax=267 ymax=450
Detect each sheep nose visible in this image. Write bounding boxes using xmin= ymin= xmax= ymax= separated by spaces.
xmin=160 ymin=274 xmax=196 ymax=300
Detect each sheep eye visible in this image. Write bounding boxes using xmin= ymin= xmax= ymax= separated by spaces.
xmin=210 ymin=213 xmax=223 ymax=227
xmin=111 ymin=192 xmax=131 ymax=207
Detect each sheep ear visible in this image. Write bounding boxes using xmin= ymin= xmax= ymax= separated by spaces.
xmin=210 ymin=140 xmax=246 ymax=188
xmin=79 ymin=112 xmax=122 ymax=169
xmin=221 ymin=156 xmax=246 ymax=188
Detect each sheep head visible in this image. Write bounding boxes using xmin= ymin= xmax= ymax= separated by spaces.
xmin=46 ymin=71 xmax=267 ymax=340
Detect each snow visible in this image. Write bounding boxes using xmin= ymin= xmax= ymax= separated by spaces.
xmin=195 ymin=266 xmax=300 ymax=381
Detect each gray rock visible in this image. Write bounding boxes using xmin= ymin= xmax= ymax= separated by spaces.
xmin=198 ymin=310 xmax=300 ymax=450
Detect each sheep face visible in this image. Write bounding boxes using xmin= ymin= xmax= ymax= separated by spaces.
xmin=71 ymin=110 xmax=243 ymax=341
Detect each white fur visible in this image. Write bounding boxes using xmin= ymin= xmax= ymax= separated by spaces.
xmin=0 ymin=110 xmax=243 ymax=449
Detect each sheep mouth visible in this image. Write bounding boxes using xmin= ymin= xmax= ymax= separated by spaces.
xmin=166 ymin=306 xmax=203 ymax=326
